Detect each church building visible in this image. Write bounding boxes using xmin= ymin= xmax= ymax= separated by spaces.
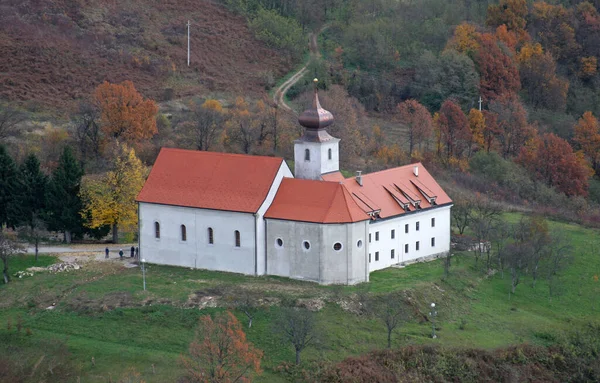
xmin=136 ymin=87 xmax=453 ymax=285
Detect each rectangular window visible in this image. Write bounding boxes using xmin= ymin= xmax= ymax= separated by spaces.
xmin=404 ymin=244 xmax=409 ymax=253
xmin=416 ymin=241 xmax=420 ymax=251
xmin=391 ymin=229 xmax=395 ymax=239
xmin=369 ymin=253 xmax=371 ymax=263
xmin=369 ymin=233 xmax=371 ymax=243
xmin=416 ymin=221 xmax=420 ymax=231
xmin=431 ymin=217 xmax=435 ymax=227
xmin=431 ymin=237 xmax=435 ymax=247
xmin=391 ymin=249 xmax=395 ymax=259
xmin=405 ymin=224 xmax=409 ymax=234
xmin=375 ymin=232 xmax=379 ymax=241
xmin=375 ymin=251 xmax=379 ymax=261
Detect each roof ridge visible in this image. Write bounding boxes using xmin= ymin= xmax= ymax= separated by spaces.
xmin=323 ymin=183 xmax=342 ymax=221
xmin=160 ymin=147 xmax=285 ymax=162
xmin=345 ymin=162 xmax=423 ymax=179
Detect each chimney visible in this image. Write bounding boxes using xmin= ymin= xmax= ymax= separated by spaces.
xmin=356 ymin=170 xmax=363 ymax=186
xmin=413 ymin=165 xmax=419 ymax=177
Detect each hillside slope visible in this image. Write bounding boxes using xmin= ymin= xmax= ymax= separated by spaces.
xmin=0 ymin=0 xmax=293 ymax=112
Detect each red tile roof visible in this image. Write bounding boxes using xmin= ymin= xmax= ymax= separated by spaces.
xmin=137 ymin=148 xmax=284 ymax=213
xmin=341 ymin=163 xmax=452 ymax=219
xmin=265 ymin=178 xmax=369 ymax=223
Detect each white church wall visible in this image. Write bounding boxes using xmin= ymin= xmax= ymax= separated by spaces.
xmin=266 ymin=219 xmax=368 ymax=285
xmin=139 ymin=202 xmax=257 ymax=274
xmin=367 ymin=205 xmax=452 ymax=272
xmin=255 ymin=162 xmax=293 ymax=275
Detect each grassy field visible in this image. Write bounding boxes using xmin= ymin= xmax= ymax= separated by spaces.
xmin=1 ymin=216 xmax=599 ymax=382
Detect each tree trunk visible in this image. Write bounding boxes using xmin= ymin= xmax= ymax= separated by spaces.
xmin=35 ymin=236 xmax=39 ymax=262
xmin=295 ymin=349 xmax=301 ymax=365
xmin=387 ymin=329 xmax=392 ymax=348
xmin=65 ymin=230 xmax=72 ymax=244
xmin=112 ymin=223 xmax=119 ymax=244
xmin=2 ymin=260 xmax=8 ymax=284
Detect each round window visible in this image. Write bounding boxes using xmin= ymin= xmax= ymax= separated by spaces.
xmin=303 ymin=240 xmax=311 ymax=250
xmin=275 ymin=238 xmax=284 ymax=248
xmin=357 ymin=240 xmax=363 ymax=248
xmin=333 ymin=242 xmax=342 ymax=251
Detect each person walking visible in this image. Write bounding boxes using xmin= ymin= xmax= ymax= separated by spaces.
xmin=130 ymin=246 xmax=135 ymax=258
xmin=119 ymin=249 xmax=123 ymax=259
xmin=105 ymin=247 xmax=109 ymax=259
xmin=135 ymin=247 xmax=139 ymax=260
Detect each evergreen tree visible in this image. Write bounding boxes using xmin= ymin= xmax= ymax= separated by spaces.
xmin=0 ymin=146 xmax=19 ymax=229
xmin=19 ymin=154 xmax=48 ymax=259
xmin=46 ymin=146 xmax=84 ymax=243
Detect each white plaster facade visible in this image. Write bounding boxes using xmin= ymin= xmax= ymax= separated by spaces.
xmin=138 ymin=162 xmax=292 ymax=275
xmin=367 ymin=205 xmax=452 ymax=272
xmin=293 ymin=138 xmax=340 ymax=180
xmin=265 ymin=219 xmax=369 ymax=285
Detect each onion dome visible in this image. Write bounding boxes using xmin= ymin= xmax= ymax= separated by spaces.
xmin=298 ymin=79 xmax=334 ymax=130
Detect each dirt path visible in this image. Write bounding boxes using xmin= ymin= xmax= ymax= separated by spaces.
xmin=272 ymin=25 xmax=327 ymax=113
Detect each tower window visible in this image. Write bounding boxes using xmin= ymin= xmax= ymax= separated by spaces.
xmin=208 ymin=227 xmax=214 ymax=244
xmin=276 ymin=238 xmax=284 ymax=248
xmin=405 ymin=244 xmax=409 ymax=253
xmin=391 ymin=249 xmax=395 ymax=259
xmin=303 ymin=240 xmax=311 ymax=250
xmin=391 ymin=229 xmax=395 ymax=239
xmin=235 ymin=230 xmax=241 ymax=247
xmin=181 ymin=224 xmax=187 ymax=241
xmin=431 ymin=237 xmax=435 ymax=247
xmin=154 ymin=222 xmax=160 ymax=239
xmin=328 ymin=148 xmax=332 ymax=160
xmin=431 ymin=217 xmax=435 ymax=227
xmin=416 ymin=241 xmax=420 ymax=251
xmin=375 ymin=252 xmax=379 ymax=261
xmin=305 ymin=148 xmax=310 ymax=161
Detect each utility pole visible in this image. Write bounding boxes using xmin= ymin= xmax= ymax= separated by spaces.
xmin=187 ymin=20 xmax=191 ymax=67
xmin=478 ymin=96 xmax=483 ymax=111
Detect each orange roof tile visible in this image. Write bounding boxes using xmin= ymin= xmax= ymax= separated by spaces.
xmin=341 ymin=163 xmax=452 ymax=218
xmin=265 ymin=178 xmax=369 ymax=223
xmin=137 ymin=148 xmax=284 ymax=213
xmin=321 ymin=171 xmax=345 ymax=182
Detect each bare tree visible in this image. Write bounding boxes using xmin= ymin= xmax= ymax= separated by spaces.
xmin=72 ymin=102 xmax=103 ymax=161
xmin=0 ymin=106 xmax=25 ymax=142
xmin=227 ymin=290 xmax=260 ymax=328
xmin=274 ymin=307 xmax=317 ymax=365
xmin=0 ymin=231 xmax=24 ymax=284
xmin=490 ymin=218 xmax=512 ymax=278
xmin=517 ymin=216 xmax=551 ymax=288
xmin=188 ymin=100 xmax=226 ymax=151
xmin=451 ymin=194 xmax=471 ymax=235
xmin=370 ymin=293 xmax=409 ymax=348
xmin=545 ymin=230 xmax=573 ymax=298
xmin=470 ymin=195 xmax=501 ymax=268
xmin=502 ymin=242 xmax=529 ymax=297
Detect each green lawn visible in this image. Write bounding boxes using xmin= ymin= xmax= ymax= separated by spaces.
xmin=1 ymin=217 xmax=599 ymax=382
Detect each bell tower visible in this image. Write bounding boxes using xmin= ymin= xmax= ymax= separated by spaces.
xmin=294 ymin=79 xmax=340 ymax=180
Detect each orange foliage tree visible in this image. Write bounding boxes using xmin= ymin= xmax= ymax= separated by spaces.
xmin=93 ymin=81 xmax=158 ymax=143
xmin=529 ymin=2 xmax=580 ymax=64
xmin=397 ymin=99 xmax=433 ymax=157
xmin=467 ymin=109 xmax=485 ymax=158
xmin=517 ymin=132 xmax=591 ymax=196
xmin=495 ymin=25 xmax=518 ymax=53
xmin=475 ymin=34 xmax=521 ymax=102
xmin=436 ymin=100 xmax=471 ymax=163
xmin=181 ymin=311 xmax=263 ymax=383
xmin=574 ymin=111 xmax=600 ymax=176
xmin=446 ymin=23 xmax=480 ymax=56
xmin=486 ymin=0 xmax=529 ymax=43
xmin=517 ymin=43 xmax=569 ymax=111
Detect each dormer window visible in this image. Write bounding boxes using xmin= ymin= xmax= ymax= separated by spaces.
xmin=305 ymin=149 xmax=310 ymax=161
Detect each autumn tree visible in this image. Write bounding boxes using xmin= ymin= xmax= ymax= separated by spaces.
xmin=93 ymin=81 xmax=158 ymax=143
xmin=470 ymin=195 xmax=502 ymax=269
xmin=80 ymin=144 xmax=146 ymax=243
xmin=488 ymin=94 xmax=532 ymax=158
xmin=481 ymin=110 xmax=500 ymax=153
xmin=574 ymin=2 xmax=600 ymax=59
xmin=475 ymin=33 xmax=521 ymax=102
xmin=188 ymin=99 xmax=226 ymax=151
xmin=275 ymin=307 xmax=318 ymax=365
xmin=436 ymin=99 xmax=471 ymax=164
xmin=397 ymin=100 xmax=433 ymax=157
xmin=486 ymin=0 xmax=529 ymax=42
xmin=515 ymin=216 xmax=551 ymax=288
xmin=45 ymin=146 xmax=84 ymax=243
xmin=181 ymin=311 xmax=263 ymax=383
xmin=574 ymin=111 xmax=600 ymax=176
xmin=72 ymin=102 xmax=103 ymax=163
xmin=467 ymin=109 xmax=485 ymax=158
xmin=517 ymin=132 xmax=591 ymax=196
xmin=495 ymin=25 xmax=518 ymax=53
xmin=517 ymin=43 xmax=568 ymax=111
xmin=451 ymin=193 xmax=471 ymax=235
xmin=529 ymin=2 xmax=580 ymax=64
xmin=446 ymin=23 xmax=480 ymax=56
xmin=0 ymin=106 xmax=25 ymax=142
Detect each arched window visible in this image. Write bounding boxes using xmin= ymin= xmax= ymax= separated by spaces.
xmin=328 ymin=148 xmax=332 ymax=160
xmin=181 ymin=225 xmax=187 ymax=241
xmin=154 ymin=222 xmax=160 ymax=239
xmin=304 ymin=148 xmax=310 ymax=161
xmin=235 ymin=230 xmax=241 ymax=247
xmin=208 ymin=227 xmax=214 ymax=244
